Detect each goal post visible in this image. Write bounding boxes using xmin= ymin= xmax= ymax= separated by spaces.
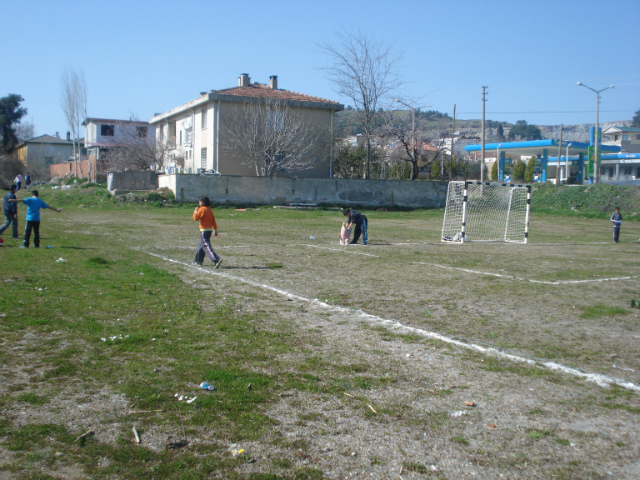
xmin=441 ymin=181 xmax=531 ymax=244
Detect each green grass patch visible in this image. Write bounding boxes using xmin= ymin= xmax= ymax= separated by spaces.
xmin=451 ymin=436 xmax=468 ymax=445
xmin=580 ymin=304 xmax=629 ymax=319
xmin=16 ymin=393 xmax=50 ymax=405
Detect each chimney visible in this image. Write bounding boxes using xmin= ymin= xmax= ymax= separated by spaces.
xmin=238 ymin=73 xmax=250 ymax=87
xmin=269 ymin=75 xmax=278 ymax=90
xmin=66 ymin=131 xmax=71 ymax=141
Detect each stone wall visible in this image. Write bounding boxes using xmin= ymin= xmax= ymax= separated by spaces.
xmin=158 ymin=174 xmax=448 ymax=209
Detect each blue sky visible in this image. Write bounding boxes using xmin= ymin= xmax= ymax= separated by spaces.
xmin=2 ymin=0 xmax=639 ymax=137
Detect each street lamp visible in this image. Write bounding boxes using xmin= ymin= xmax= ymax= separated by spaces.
xmin=395 ymin=99 xmax=431 ymax=178
xmin=577 ymin=82 xmax=614 ymax=184
xmin=496 ymin=143 xmax=504 ymax=181
xmin=565 ymin=143 xmax=572 ymax=184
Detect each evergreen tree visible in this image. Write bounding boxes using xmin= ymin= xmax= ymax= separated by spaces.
xmin=524 ymin=157 xmax=536 ymax=183
xmin=430 ymin=160 xmax=441 ymax=180
xmin=491 ymin=159 xmax=498 ymax=180
xmin=496 ymin=123 xmax=505 ymax=141
xmin=0 ymin=94 xmax=27 ymax=154
xmin=513 ymin=159 xmax=526 ymax=181
xmin=632 ymin=109 xmax=640 ymax=127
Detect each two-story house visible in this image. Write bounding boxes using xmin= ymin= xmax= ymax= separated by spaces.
xmin=83 ymin=118 xmax=156 ymax=163
xmin=602 ymin=126 xmax=640 ymax=153
xmin=149 ymin=73 xmax=344 ymax=177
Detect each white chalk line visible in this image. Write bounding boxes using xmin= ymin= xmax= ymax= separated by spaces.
xmin=295 ymin=244 xmax=379 ymax=257
xmin=413 ymin=262 xmax=639 ymax=285
xmin=143 ymin=244 xmax=636 ymax=284
xmin=136 ymin=248 xmax=640 ymax=393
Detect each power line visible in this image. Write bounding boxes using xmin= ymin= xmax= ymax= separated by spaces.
xmin=458 ymin=110 xmax=633 ymax=114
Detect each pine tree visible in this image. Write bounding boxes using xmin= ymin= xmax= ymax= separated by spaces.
xmin=513 ymin=159 xmax=526 ymax=181
xmin=0 ymin=94 xmax=27 ymax=154
xmin=524 ymin=157 xmax=536 ymax=183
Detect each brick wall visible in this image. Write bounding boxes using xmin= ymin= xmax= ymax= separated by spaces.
xmin=49 ymin=158 xmax=105 ymax=182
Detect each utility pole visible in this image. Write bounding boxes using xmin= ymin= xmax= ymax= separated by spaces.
xmin=577 ymin=82 xmax=615 ymax=184
xmin=481 ymin=86 xmax=487 ymax=183
xmin=450 ymin=104 xmax=456 ymax=181
xmin=555 ymin=124 xmax=563 ymax=187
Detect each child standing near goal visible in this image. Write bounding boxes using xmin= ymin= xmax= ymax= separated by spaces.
xmin=610 ymin=207 xmax=622 ymax=244
xmin=193 ymin=196 xmax=222 ymax=268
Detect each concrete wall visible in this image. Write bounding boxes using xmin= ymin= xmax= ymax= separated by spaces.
xmin=158 ymin=174 xmax=448 ymax=208
xmin=107 ymin=171 xmax=159 ymax=191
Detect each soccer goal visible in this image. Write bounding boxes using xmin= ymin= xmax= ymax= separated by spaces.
xmin=441 ymin=181 xmax=531 ymax=244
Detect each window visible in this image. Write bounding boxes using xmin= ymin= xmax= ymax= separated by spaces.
xmin=136 ymin=126 xmax=148 ymax=138
xmin=101 ymin=124 xmax=114 ymax=136
xmin=636 ymin=134 xmax=640 ymax=140
xmin=201 ymin=148 xmax=207 ymax=170
xmin=614 ymin=135 xmax=619 ymax=141
xmin=622 ymin=135 xmax=629 ymax=141
xmin=201 ymin=110 xmax=207 ymax=129
xmin=179 ymin=131 xmax=182 ymax=145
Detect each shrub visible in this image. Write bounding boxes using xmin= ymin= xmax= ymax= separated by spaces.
xmin=524 ymin=157 xmax=536 ymax=183
xmin=513 ymin=160 xmax=526 ymax=181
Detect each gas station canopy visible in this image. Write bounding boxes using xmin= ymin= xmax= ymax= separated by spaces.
xmin=465 ymin=139 xmax=621 ymax=156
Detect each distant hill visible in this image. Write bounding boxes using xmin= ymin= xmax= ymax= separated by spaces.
xmin=335 ymin=109 xmax=632 ymax=143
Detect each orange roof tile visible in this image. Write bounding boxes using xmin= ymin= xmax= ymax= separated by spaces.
xmin=213 ymin=84 xmax=341 ymax=106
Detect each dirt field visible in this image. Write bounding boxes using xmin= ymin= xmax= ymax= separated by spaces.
xmin=1 ymin=200 xmax=639 ymax=479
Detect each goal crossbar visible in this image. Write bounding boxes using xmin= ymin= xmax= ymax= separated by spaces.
xmin=441 ymin=181 xmax=531 ymax=244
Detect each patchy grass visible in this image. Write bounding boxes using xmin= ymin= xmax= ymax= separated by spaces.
xmin=1 ymin=185 xmax=639 ymax=479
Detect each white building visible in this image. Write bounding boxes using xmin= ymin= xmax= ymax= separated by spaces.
xmin=149 ymin=73 xmax=343 ymax=177
xmin=83 ymin=118 xmax=156 ymax=162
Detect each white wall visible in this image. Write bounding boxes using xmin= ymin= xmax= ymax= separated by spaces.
xmin=85 ymin=120 xmax=157 ymax=147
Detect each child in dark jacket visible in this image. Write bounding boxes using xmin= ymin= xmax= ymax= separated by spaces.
xmin=610 ymin=207 xmax=622 ymax=243
xmin=193 ymin=196 xmax=222 ymax=267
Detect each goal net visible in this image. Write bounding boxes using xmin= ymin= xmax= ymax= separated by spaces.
xmin=441 ymin=181 xmax=530 ymax=244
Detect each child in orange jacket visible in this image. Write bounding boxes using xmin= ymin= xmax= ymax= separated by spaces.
xmin=193 ymin=196 xmax=222 ymax=268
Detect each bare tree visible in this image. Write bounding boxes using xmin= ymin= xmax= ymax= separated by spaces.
xmin=320 ymin=29 xmax=402 ymax=179
xmin=379 ymin=110 xmax=428 ymax=180
xmin=14 ymin=121 xmax=35 ymax=143
xmin=102 ymin=119 xmax=169 ymax=172
xmin=60 ymin=67 xmax=87 ymax=177
xmin=222 ymin=98 xmax=328 ymax=177
xmin=378 ymin=110 xmax=450 ymax=180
